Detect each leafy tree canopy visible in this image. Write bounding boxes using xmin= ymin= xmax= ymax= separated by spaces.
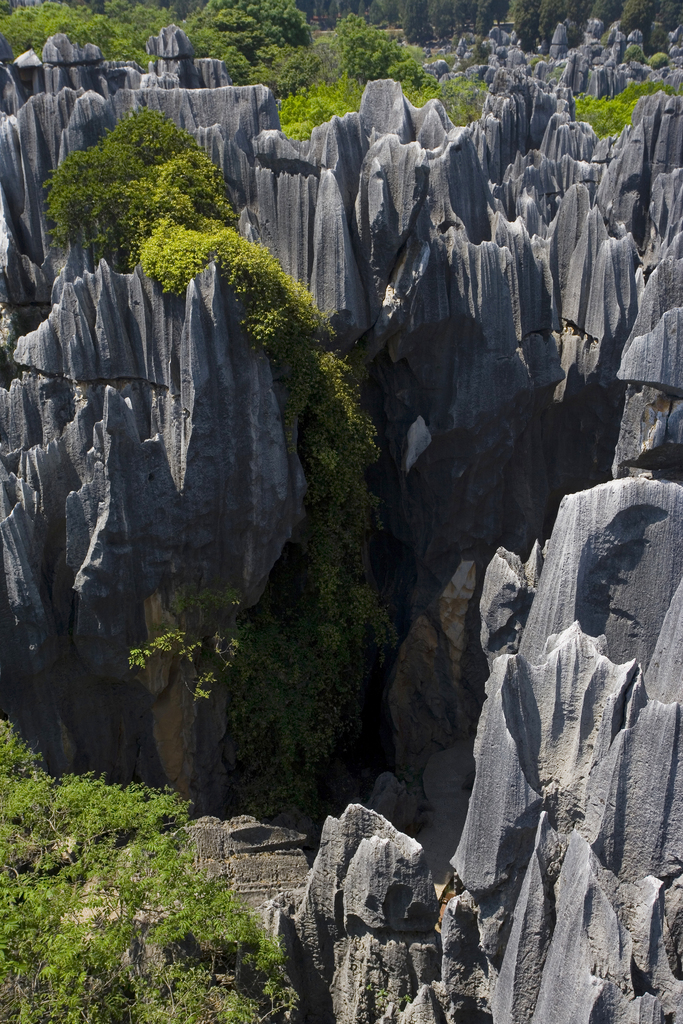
xmin=46 ymin=108 xmax=234 ymax=272
xmin=511 ymin=0 xmax=541 ymax=51
xmin=0 ymin=721 xmax=294 ymax=1022
xmin=0 ymin=0 xmax=165 ymax=64
xmin=620 ymin=0 xmax=656 ymax=43
xmin=202 ymin=0 xmax=310 ymax=48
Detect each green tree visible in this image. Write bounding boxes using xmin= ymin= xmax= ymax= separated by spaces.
xmin=441 ymin=76 xmax=488 ymax=121
xmin=0 ymin=722 xmax=295 ymax=1022
xmin=658 ymin=0 xmax=683 ymax=31
xmin=403 ymin=0 xmax=432 ymax=41
xmin=511 ymin=0 xmax=541 ymax=50
xmin=646 ymin=21 xmax=670 ymax=50
xmin=621 ymin=0 xmax=656 ymax=44
xmin=538 ymin=0 xmax=566 ymax=40
xmin=46 ymin=109 xmax=234 ymax=271
xmin=203 ymin=0 xmax=311 ymax=47
xmin=369 ymin=0 xmax=385 ymax=21
xmin=334 ymin=12 xmax=437 ymax=85
xmin=429 ymin=0 xmax=456 ymax=35
xmin=454 ymin=0 xmax=478 ymax=32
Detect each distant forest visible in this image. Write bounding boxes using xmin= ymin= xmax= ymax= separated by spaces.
xmin=2 ymin=0 xmax=681 ymax=55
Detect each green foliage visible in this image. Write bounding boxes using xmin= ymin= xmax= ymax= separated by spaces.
xmin=511 ymin=0 xmax=541 ymax=51
xmin=428 ymin=0 xmax=456 ymax=35
xmin=648 ymin=49 xmax=670 ymax=65
xmin=369 ymin=0 xmax=386 ymax=23
xmin=279 ymin=73 xmax=364 ymax=137
xmin=402 ymin=0 xmax=431 ymax=40
xmin=658 ymin=0 xmax=683 ymax=31
xmin=185 ymin=0 xmax=311 ymax=82
xmin=136 ymin=222 xmax=390 ymax=814
xmin=278 ymin=18 xmax=440 ymax=138
xmin=335 ymin=13 xmax=433 ymax=85
xmin=0 ymin=722 xmax=294 ymax=1023
xmin=0 ymin=0 xmax=165 ymax=63
xmin=620 ymin=0 xmax=656 ymax=43
xmin=440 ymin=76 xmax=487 ymax=122
xmin=575 ymin=80 xmax=680 ymax=137
xmin=624 ymin=41 xmax=646 ymax=60
xmin=204 ymin=0 xmax=310 ymax=49
xmin=646 ymin=22 xmax=670 ymax=53
xmin=46 ymin=109 xmax=234 ymax=272
xmin=538 ymin=0 xmax=566 ymax=41
xmin=251 ymin=43 xmax=327 ymax=97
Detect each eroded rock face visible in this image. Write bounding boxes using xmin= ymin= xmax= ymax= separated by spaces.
xmin=292 ymin=804 xmax=441 ymax=1024
xmin=441 ymin=466 xmax=683 ymax=1022
xmin=0 ymin=258 xmax=305 ymax=810
xmin=3 ymin=43 xmax=683 ymax=1024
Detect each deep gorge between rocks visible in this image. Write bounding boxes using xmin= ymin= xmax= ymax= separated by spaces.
xmin=2 ymin=21 xmax=683 ymax=1022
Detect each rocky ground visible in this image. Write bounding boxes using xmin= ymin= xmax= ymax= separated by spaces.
xmin=1 ymin=19 xmax=683 ymax=1023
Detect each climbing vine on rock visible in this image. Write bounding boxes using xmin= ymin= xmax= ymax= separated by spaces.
xmin=50 ymin=110 xmax=391 ymax=818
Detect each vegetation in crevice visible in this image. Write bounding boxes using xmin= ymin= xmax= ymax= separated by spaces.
xmin=49 ymin=109 xmax=391 ymax=819
xmin=575 ymin=80 xmax=682 ymax=137
xmin=0 ymin=722 xmax=295 ymax=1023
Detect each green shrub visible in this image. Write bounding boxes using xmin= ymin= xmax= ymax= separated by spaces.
xmin=646 ymin=21 xmax=670 ymax=54
xmin=575 ymin=80 xmax=680 ymax=137
xmin=440 ymin=76 xmax=487 ymax=123
xmin=46 ymin=109 xmax=234 ymax=271
xmin=648 ymin=50 xmax=670 ymax=67
xmin=0 ymin=721 xmax=294 ymax=1023
xmin=279 ymin=72 xmax=364 ymax=137
xmin=334 ymin=13 xmax=435 ymax=88
xmin=624 ymin=42 xmax=646 ymax=61
xmin=620 ymin=0 xmax=655 ymax=44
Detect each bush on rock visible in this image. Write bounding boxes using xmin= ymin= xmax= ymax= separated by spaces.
xmin=0 ymin=722 xmax=294 ymax=1023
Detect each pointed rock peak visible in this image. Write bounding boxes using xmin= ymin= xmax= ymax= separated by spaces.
xmin=146 ymin=25 xmax=194 ymax=60
xmin=42 ymin=34 xmax=103 ymax=65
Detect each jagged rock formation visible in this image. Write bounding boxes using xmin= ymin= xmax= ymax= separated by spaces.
xmin=1 ymin=26 xmax=683 ymax=800
xmin=1 ymin=25 xmax=683 ymax=1022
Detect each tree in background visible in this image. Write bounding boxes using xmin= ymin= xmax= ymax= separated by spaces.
xmin=538 ymin=0 xmax=565 ymax=41
xmin=511 ymin=0 xmax=541 ymax=49
xmin=403 ymin=0 xmax=431 ymax=41
xmin=369 ymin=0 xmax=385 ymax=23
xmin=429 ymin=0 xmax=456 ymax=36
xmin=202 ymin=0 xmax=311 ymax=47
xmin=454 ymin=0 xmax=478 ymax=33
xmin=658 ymin=0 xmax=683 ymax=30
xmin=621 ymin=0 xmax=656 ymax=43
xmin=591 ymin=0 xmax=622 ymax=26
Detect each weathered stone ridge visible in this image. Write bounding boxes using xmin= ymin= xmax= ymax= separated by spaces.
xmin=1 ymin=27 xmax=683 ymax=1024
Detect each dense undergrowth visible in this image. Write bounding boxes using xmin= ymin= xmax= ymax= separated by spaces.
xmin=0 ymin=722 xmax=294 ymax=1023
xmin=575 ymin=79 xmax=682 ymax=136
xmin=49 ymin=109 xmax=390 ymax=817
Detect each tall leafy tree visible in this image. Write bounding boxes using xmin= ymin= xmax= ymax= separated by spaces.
xmin=658 ymin=0 xmax=683 ymax=31
xmin=429 ymin=0 xmax=456 ymax=36
xmin=403 ymin=0 xmax=431 ymax=41
xmin=512 ymin=0 xmax=541 ymax=49
xmin=621 ymin=0 xmax=656 ymax=42
xmin=538 ymin=0 xmax=565 ymax=40
xmin=454 ymin=0 xmax=478 ymax=33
